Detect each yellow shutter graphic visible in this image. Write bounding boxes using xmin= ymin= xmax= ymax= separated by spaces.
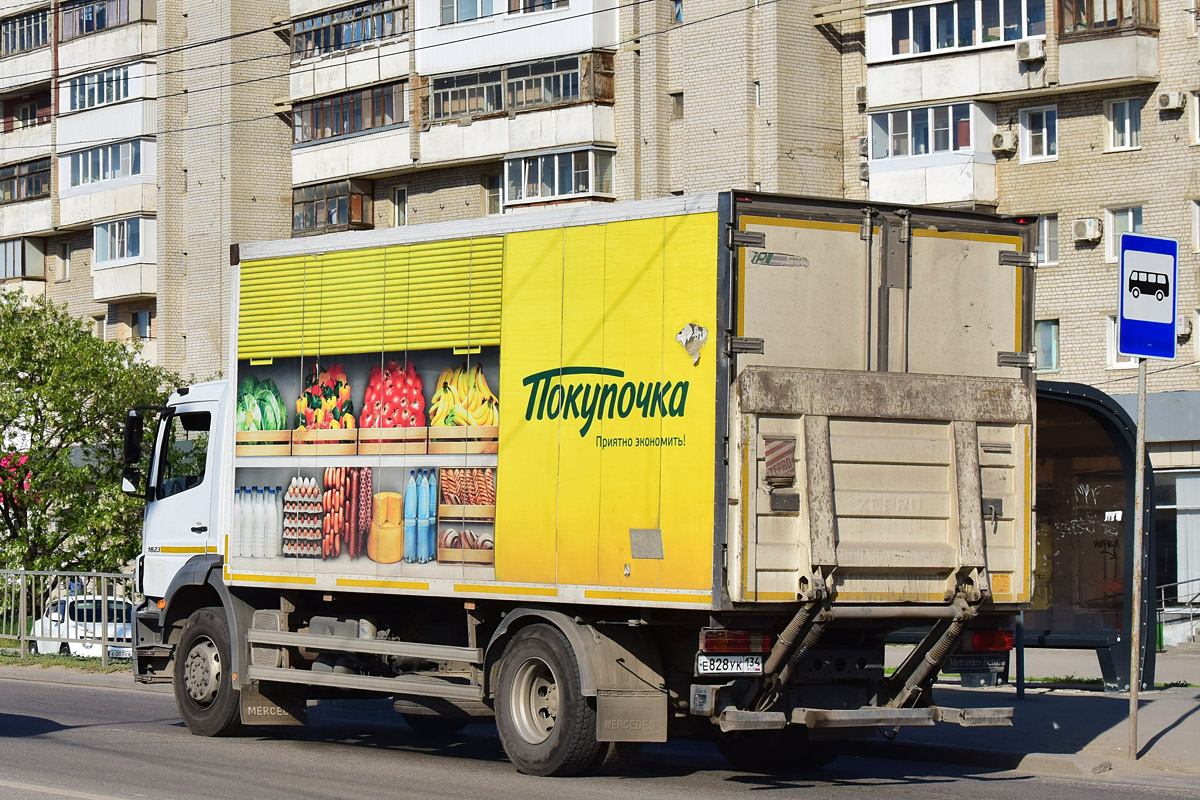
xmin=237 ymin=237 xmax=504 ymax=360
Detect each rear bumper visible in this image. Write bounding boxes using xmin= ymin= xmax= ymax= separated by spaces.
xmin=695 ymin=693 xmax=1013 ymax=733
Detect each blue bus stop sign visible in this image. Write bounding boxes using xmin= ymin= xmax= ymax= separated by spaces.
xmin=1119 ymin=233 xmax=1178 ymax=360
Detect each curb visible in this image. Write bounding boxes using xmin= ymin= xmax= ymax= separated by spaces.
xmin=843 ymin=740 xmax=1113 ymax=777
xmin=0 ymin=664 xmax=170 ymax=693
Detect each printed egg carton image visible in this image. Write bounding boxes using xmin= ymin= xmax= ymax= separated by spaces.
xmin=281 ymin=477 xmax=323 ymax=558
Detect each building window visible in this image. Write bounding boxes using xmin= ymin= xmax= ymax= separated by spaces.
xmin=1036 ymin=214 xmax=1058 ymax=264
xmin=1 ymin=238 xmax=45 ymax=280
xmin=292 ymin=180 xmax=374 ymax=234
xmin=1106 ymin=206 xmax=1143 ymax=261
xmin=672 ymin=0 xmax=682 ymax=22
xmin=94 ymin=218 xmax=141 ymax=264
xmin=15 ymin=102 xmax=37 ymax=129
xmin=393 ymin=187 xmax=407 ymax=226
xmin=887 ymin=0 xmax=1045 ymax=56
xmin=60 ymin=0 xmax=131 ymax=42
xmin=441 ymin=0 xmax=492 ymax=25
xmin=870 ymin=103 xmax=971 ymax=159
xmin=93 ymin=315 xmax=106 ymax=339
xmin=504 ymin=149 xmax=613 ymax=205
xmin=1034 ymin=319 xmax=1059 ymax=371
xmin=0 ymin=158 xmax=51 ymax=205
xmin=1059 ymin=0 xmax=1157 ymax=36
xmin=131 ymin=310 xmax=151 ymax=340
xmin=510 ymin=0 xmax=564 ymax=13
xmin=432 ymin=69 xmax=503 ymax=119
xmin=1107 ymin=98 xmax=1142 ymax=151
xmin=1020 ymin=106 xmax=1057 ymax=162
xmin=68 ymin=140 xmax=143 ymax=187
xmin=1192 ymin=200 xmax=1200 ymax=252
xmin=484 ymin=173 xmax=502 ymax=215
xmin=68 ymin=66 xmax=130 ymax=112
xmin=1107 ymin=315 xmax=1137 ymax=367
xmin=292 ymin=83 xmax=407 ymax=145
xmin=60 ymin=244 xmax=71 ymax=282
xmin=292 ymin=0 xmax=406 ymax=62
xmin=507 ymin=57 xmax=580 ymax=111
xmin=0 ymin=8 xmax=50 ymax=56
xmin=754 ymin=81 xmax=761 ymax=107
xmin=669 ymin=92 xmax=683 ymax=119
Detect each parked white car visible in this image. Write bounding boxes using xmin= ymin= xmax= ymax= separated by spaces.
xmin=29 ymin=595 xmax=134 ymax=659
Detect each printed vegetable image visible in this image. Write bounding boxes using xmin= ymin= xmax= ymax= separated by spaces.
xmin=429 ymin=364 xmax=498 ymax=427
xmin=237 ymin=376 xmax=288 ymax=432
xmin=361 ymin=359 xmax=425 ymax=429
xmin=295 ymin=362 xmax=355 ymax=430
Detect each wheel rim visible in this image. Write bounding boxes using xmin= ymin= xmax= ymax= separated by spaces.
xmin=183 ymin=635 xmax=222 ymax=707
xmin=509 ymin=656 xmax=559 ymax=745
xmin=1157 ymin=291 xmax=1164 ymax=301
xmin=1132 ymin=287 xmax=1140 ymax=297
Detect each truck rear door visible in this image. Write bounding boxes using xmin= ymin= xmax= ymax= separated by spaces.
xmin=725 ymin=196 xmax=1034 ymax=609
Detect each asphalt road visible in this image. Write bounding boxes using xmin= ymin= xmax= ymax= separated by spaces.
xmin=0 ymin=675 xmax=1193 ymax=800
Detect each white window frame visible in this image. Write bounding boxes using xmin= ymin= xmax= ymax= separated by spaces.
xmin=869 ymin=103 xmax=973 ymax=160
xmin=1034 ymin=318 xmax=1059 ymax=372
xmin=880 ymin=0 xmax=1047 ymax=60
xmin=131 ymin=309 xmax=151 ymax=340
xmin=503 ymin=148 xmax=614 ymax=207
xmin=1019 ymin=105 xmax=1057 ymax=163
xmin=1192 ymin=200 xmax=1200 ymax=253
xmin=1036 ymin=214 xmax=1058 ymax=265
xmin=1105 ymin=206 xmax=1143 ymax=262
xmin=69 ymin=139 xmax=143 ymax=188
xmin=15 ymin=101 xmax=38 ymax=129
xmin=93 ymin=314 xmax=106 ymax=340
xmin=484 ymin=173 xmax=503 ymax=215
xmin=68 ymin=65 xmax=130 ymax=112
xmin=1192 ymin=92 xmax=1200 ymax=144
xmin=1107 ymin=315 xmax=1137 ymax=368
xmin=93 ymin=217 xmax=142 ymax=266
xmin=440 ymin=0 xmax=492 ymax=25
xmin=1106 ymin=98 xmax=1142 ymax=152
xmin=393 ymin=186 xmax=407 ymax=226
xmin=58 ymin=243 xmax=71 ymax=282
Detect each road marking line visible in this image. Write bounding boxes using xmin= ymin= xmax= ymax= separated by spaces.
xmin=0 ymin=777 xmax=129 ymax=800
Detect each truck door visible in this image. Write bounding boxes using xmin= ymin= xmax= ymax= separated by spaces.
xmin=142 ymin=403 xmax=217 ymax=598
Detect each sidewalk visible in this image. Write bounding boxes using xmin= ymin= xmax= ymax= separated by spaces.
xmin=862 ymin=646 xmax=1200 ymax=780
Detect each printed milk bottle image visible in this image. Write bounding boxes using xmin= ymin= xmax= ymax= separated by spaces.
xmin=404 ymin=470 xmax=417 ymax=563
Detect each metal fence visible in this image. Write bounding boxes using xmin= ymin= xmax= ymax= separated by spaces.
xmin=1157 ymin=576 xmax=1200 ymax=646
xmin=0 ymin=569 xmax=138 ymax=667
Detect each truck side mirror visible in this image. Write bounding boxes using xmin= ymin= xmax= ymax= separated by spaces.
xmin=121 ymin=409 xmax=144 ymax=497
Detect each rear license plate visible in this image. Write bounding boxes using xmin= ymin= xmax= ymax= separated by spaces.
xmin=696 ymin=654 xmax=763 ymax=675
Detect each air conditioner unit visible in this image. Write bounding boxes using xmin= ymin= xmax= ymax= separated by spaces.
xmin=992 ymin=131 xmax=1018 ymax=153
xmin=1016 ymin=39 xmax=1046 ymax=62
xmin=858 ymin=162 xmax=870 ymax=183
xmin=1158 ymin=91 xmax=1187 ymax=111
xmin=857 ymin=136 xmax=869 ymax=157
xmin=1073 ymin=218 xmax=1102 ymax=242
xmin=854 ymin=85 xmax=867 ymax=106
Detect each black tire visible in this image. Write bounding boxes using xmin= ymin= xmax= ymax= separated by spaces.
xmin=58 ymin=643 xmax=70 ymax=655
xmin=402 ymin=713 xmax=470 ymax=737
xmin=1132 ymin=287 xmax=1140 ymax=298
xmin=589 ymin=741 xmax=643 ymax=774
xmin=717 ymin=729 xmax=838 ymax=773
xmin=1156 ymin=290 xmax=1165 ymax=301
xmin=173 ymin=607 xmax=243 ymax=737
xmin=28 ymin=641 xmax=37 ymax=655
xmin=495 ymin=624 xmax=603 ymax=776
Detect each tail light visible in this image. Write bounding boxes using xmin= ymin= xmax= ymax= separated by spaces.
xmin=699 ymin=629 xmax=772 ymax=654
xmin=963 ymin=630 xmax=1014 ymax=653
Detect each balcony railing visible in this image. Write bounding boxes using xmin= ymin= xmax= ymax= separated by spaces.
xmin=1058 ymin=0 xmax=1157 ymax=37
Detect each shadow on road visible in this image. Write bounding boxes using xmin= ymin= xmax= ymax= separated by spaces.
xmin=0 ymin=712 xmax=72 ymax=738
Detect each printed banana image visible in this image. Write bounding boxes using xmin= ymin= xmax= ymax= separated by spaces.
xmin=429 ymin=363 xmax=499 ymax=427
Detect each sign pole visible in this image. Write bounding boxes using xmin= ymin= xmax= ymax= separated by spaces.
xmin=1129 ymin=356 xmax=1147 ymax=760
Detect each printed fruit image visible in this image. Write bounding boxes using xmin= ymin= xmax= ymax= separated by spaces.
xmin=429 ymin=364 xmax=498 ymax=427
xmin=295 ymin=362 xmax=355 ymax=430
xmin=361 ymin=359 xmax=426 ymax=428
xmin=236 ymin=376 xmax=288 ymax=432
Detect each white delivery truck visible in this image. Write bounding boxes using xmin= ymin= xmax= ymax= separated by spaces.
xmin=123 ymin=192 xmax=1036 ymax=775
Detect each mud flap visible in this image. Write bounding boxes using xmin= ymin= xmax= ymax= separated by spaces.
xmin=239 ymin=683 xmax=307 ymax=726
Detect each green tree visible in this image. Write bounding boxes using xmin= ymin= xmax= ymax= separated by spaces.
xmin=0 ymin=293 xmax=178 ymax=572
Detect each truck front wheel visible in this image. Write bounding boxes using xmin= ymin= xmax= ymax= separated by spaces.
xmin=173 ymin=607 xmax=243 ymax=737
xmin=495 ymin=624 xmax=602 ymax=776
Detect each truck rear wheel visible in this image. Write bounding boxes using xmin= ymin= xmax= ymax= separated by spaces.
xmin=717 ymin=729 xmax=837 ymax=773
xmin=173 ymin=607 xmax=243 ymax=737
xmin=495 ymin=624 xmax=602 ymax=776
